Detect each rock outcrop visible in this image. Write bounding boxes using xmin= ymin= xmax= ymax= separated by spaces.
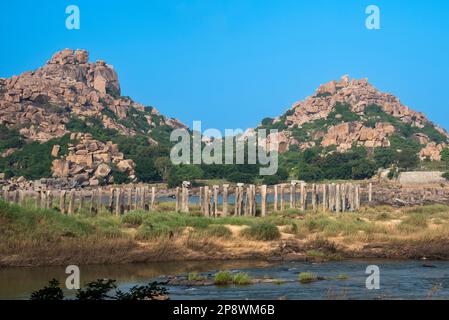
xmin=51 ymin=132 xmax=136 ymax=186
xmin=264 ymin=75 xmax=449 ymax=157
xmin=0 ymin=48 xmax=186 ymax=143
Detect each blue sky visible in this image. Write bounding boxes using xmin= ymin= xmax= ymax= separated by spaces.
xmin=1 ymin=0 xmax=449 ymax=131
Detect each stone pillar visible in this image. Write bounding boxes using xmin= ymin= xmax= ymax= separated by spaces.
xmin=213 ymin=185 xmax=219 ymax=217
xmin=322 ymin=184 xmax=327 ymax=211
xmin=349 ymin=184 xmax=355 ymax=212
xmin=341 ymin=184 xmax=347 ymax=212
xmin=274 ymin=185 xmax=279 ymax=212
xmin=280 ymin=184 xmax=285 ymax=211
xmin=115 ymin=188 xmax=124 ymax=216
xmin=59 ymin=190 xmax=67 ymax=214
xmin=140 ymin=187 xmax=146 ymax=211
xmin=78 ymin=190 xmax=84 ymax=213
xmin=199 ymin=187 xmax=203 ymax=213
xmin=181 ymin=181 xmax=190 ymax=213
xmin=67 ymin=190 xmax=75 ymax=215
xmin=40 ymin=191 xmax=46 ymax=209
xmin=127 ymin=188 xmax=132 ymax=212
xmin=312 ymin=184 xmax=317 ymax=211
xmin=329 ymin=184 xmax=335 ymax=212
xmin=368 ymin=183 xmax=373 ymax=203
xmin=46 ymin=191 xmax=53 ymax=210
xmin=97 ymin=189 xmax=103 ymax=214
xmin=335 ymin=184 xmax=341 ymax=213
xmin=151 ymin=187 xmax=156 ymax=210
xmin=355 ymin=185 xmax=360 ymax=211
xmin=203 ymin=186 xmax=210 ymax=216
xmin=300 ymin=183 xmax=306 ymax=212
xmin=261 ymin=185 xmax=267 ymax=217
xmin=175 ymin=187 xmax=181 ymax=212
xmin=290 ymin=182 xmax=297 ymax=209
xmin=222 ymin=184 xmax=229 ymax=217
xmin=236 ymin=183 xmax=244 ymax=216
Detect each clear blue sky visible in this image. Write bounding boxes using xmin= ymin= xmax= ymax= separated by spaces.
xmin=1 ymin=0 xmax=448 ymax=132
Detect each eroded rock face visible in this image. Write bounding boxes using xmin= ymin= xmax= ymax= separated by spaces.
xmin=0 ymin=48 xmax=186 ymax=143
xmin=51 ymin=132 xmax=136 ymax=186
xmin=419 ymin=142 xmax=446 ymax=161
xmin=269 ymin=74 xmax=449 ymax=156
xmin=321 ymin=122 xmax=395 ymax=152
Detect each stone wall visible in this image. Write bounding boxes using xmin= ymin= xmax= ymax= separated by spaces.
xmin=398 ymin=171 xmax=445 ymax=185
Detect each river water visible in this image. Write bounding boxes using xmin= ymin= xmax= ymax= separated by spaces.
xmin=1 ymin=259 xmax=448 ymax=300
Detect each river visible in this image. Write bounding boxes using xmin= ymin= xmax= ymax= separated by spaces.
xmin=1 ymin=259 xmax=448 ymax=300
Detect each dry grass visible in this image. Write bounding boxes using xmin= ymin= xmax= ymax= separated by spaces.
xmin=3 ymin=200 xmax=449 ymax=266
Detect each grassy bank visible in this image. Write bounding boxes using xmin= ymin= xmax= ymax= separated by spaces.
xmin=2 ymin=200 xmax=449 ymax=267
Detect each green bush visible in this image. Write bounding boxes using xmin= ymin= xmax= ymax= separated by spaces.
xmin=241 ymin=222 xmax=280 ymax=241
xmin=298 ymin=272 xmax=318 ymax=284
xmin=214 ymin=271 xmax=233 ymax=285
xmin=232 ymin=272 xmax=252 ymax=285
xmin=122 ymin=212 xmax=145 ymax=226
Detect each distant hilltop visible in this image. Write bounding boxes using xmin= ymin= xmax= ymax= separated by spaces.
xmin=258 ymin=75 xmax=448 ymax=161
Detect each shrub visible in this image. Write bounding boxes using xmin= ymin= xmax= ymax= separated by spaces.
xmin=214 ymin=271 xmax=233 ymax=285
xmin=241 ymin=222 xmax=280 ymax=241
xmin=122 ymin=212 xmax=145 ymax=226
xmin=188 ymin=272 xmax=207 ymax=281
xmin=232 ymin=272 xmax=252 ymax=285
xmin=30 ymin=279 xmax=64 ymax=300
xmin=298 ymin=272 xmax=318 ymax=284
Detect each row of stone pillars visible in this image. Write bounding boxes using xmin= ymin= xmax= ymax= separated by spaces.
xmin=0 ymin=186 xmax=158 ymax=216
xmin=174 ymin=182 xmax=371 ymax=217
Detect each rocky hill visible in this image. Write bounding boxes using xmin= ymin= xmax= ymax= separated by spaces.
xmin=0 ymin=49 xmax=186 ymax=186
xmin=259 ymin=75 xmax=449 ymax=161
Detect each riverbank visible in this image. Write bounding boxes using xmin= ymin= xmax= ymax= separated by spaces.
xmin=2 ymin=201 xmax=449 ymax=267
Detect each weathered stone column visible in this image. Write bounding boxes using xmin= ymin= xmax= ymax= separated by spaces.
xmin=261 ymin=185 xmax=267 ymax=217
xmin=126 ymin=188 xmax=132 ymax=213
xmin=199 ymin=187 xmax=203 ymax=213
xmin=290 ymin=182 xmax=297 ymax=209
xmin=355 ymin=184 xmax=360 ymax=211
xmin=140 ymin=187 xmax=146 ymax=211
xmin=115 ymin=188 xmax=122 ymax=216
xmin=78 ymin=190 xmax=84 ymax=213
xmin=67 ymin=190 xmax=75 ymax=215
xmin=300 ymin=183 xmax=306 ymax=212
xmin=348 ymin=184 xmax=355 ymax=211
xmin=47 ymin=190 xmax=53 ymax=210
xmin=222 ymin=184 xmax=229 ymax=217
xmin=335 ymin=184 xmax=341 ymax=212
xmin=59 ymin=190 xmax=67 ymax=214
xmin=181 ymin=181 xmax=190 ymax=213
xmin=237 ymin=183 xmax=244 ymax=216
xmin=175 ymin=187 xmax=181 ymax=212
xmin=341 ymin=184 xmax=347 ymax=212
xmin=151 ymin=186 xmax=156 ymax=210
xmin=97 ymin=189 xmax=103 ymax=214
xmin=322 ymin=184 xmax=327 ymax=211
xmin=108 ymin=188 xmax=115 ymax=214
xmin=368 ymin=182 xmax=373 ymax=203
xmin=40 ymin=191 xmax=46 ymax=209
xmin=280 ymin=184 xmax=285 ymax=211
xmin=274 ymin=184 xmax=279 ymax=212
xmin=203 ymin=186 xmax=210 ymax=216
xmin=311 ymin=184 xmax=317 ymax=211
xmin=213 ymin=185 xmax=219 ymax=217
